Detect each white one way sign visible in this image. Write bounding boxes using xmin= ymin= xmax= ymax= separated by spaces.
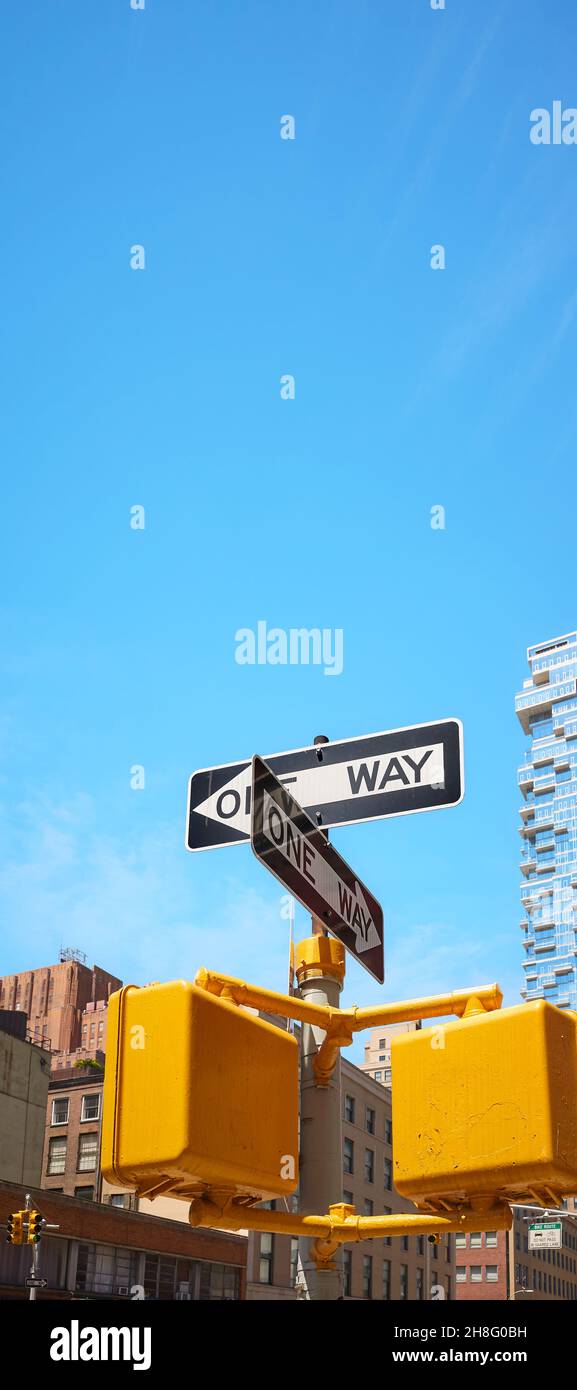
xmin=251 ymin=757 xmax=384 ymax=982
xmin=186 ymin=720 xmax=463 ymax=852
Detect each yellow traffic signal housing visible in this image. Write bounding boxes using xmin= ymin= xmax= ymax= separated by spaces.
xmin=6 ymin=1211 xmax=24 ymax=1245
xmin=102 ymin=981 xmax=299 ymax=1204
xmin=27 ymin=1211 xmax=43 ymax=1243
xmin=392 ymin=1000 xmax=577 ymax=1210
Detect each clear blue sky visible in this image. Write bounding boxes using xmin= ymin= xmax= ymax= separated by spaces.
xmin=2 ymin=1 xmax=577 ymax=1059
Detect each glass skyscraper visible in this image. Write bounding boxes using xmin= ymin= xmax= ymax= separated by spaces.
xmin=516 ymin=630 xmax=577 ymax=1010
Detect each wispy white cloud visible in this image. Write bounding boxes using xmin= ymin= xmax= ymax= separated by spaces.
xmin=0 ymin=794 xmax=292 ymax=993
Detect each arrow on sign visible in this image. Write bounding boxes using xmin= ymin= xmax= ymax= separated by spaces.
xmin=186 ymin=720 xmax=463 ymax=852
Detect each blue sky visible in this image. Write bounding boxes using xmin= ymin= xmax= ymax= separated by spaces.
xmin=2 ymin=1 xmax=577 ymax=1061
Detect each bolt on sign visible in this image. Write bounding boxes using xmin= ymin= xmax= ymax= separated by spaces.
xmin=186 ymin=719 xmax=464 ymax=851
xmin=251 ymin=756 xmax=384 ymax=983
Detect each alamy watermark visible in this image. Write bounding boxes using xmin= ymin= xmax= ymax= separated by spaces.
xmin=235 ymin=621 xmax=344 ymax=676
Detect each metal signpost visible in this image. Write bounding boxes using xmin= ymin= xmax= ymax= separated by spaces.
xmin=186 ymin=719 xmax=464 ymax=852
xmin=251 ymin=754 xmax=384 ymax=984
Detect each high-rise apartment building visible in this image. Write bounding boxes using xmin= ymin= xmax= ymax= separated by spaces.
xmin=516 ymin=630 xmax=577 ymax=1010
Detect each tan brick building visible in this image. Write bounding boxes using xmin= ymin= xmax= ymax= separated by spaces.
xmin=360 ymin=1022 xmax=421 ymax=1087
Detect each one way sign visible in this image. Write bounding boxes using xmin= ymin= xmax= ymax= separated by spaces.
xmin=186 ymin=719 xmax=463 ymax=852
xmin=251 ymin=756 xmax=384 ymax=982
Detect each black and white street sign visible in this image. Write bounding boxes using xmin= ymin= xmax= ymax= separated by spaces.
xmin=25 ymin=1277 xmax=47 ymax=1289
xmin=251 ymin=756 xmax=384 ymax=983
xmin=186 ymin=719 xmax=463 ymax=851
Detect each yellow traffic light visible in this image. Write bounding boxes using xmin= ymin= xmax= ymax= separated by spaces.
xmin=102 ymin=980 xmax=299 ymax=1203
xmin=6 ymin=1211 xmax=25 ymax=1245
xmin=27 ymin=1211 xmax=43 ymax=1244
xmin=392 ymin=1000 xmax=577 ymax=1209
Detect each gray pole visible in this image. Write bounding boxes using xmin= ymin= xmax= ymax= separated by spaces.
xmin=297 ymin=735 xmax=345 ymax=1301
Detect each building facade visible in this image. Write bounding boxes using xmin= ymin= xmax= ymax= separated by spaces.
xmin=0 ymin=951 xmax=121 ymax=1055
xmin=0 ymin=1014 xmax=50 ymax=1187
xmin=456 ymin=1201 xmax=577 ymax=1301
xmin=360 ymin=1022 xmax=421 ymax=1087
xmin=41 ymin=1061 xmax=107 ymax=1204
xmin=0 ymin=1181 xmax=247 ymax=1300
xmin=516 ymin=631 xmax=577 ymax=1009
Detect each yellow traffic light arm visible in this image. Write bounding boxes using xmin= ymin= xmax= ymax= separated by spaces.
xmin=189 ymin=1197 xmax=512 ymax=1265
xmin=194 ymin=966 xmax=503 ymax=1083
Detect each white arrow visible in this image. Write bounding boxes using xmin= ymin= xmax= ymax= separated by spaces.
xmin=261 ymin=790 xmax=381 ymax=954
xmin=192 ymin=743 xmax=445 ymax=837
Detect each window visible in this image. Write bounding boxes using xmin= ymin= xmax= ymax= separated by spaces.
xmin=417 ymin=1235 xmax=424 ymax=1256
xmin=400 ymin=1264 xmax=408 ymax=1300
xmin=344 ymin=1138 xmax=354 ymax=1174
xmin=384 ymin=1068 xmax=392 ymax=1083
xmin=77 ymin=1132 xmax=98 ymax=1172
xmin=379 ymin=1038 xmax=386 ymax=1048
xmin=416 ymin=1267 xmax=424 ymax=1301
xmin=343 ymin=1249 xmax=352 ymax=1297
xmin=344 ymin=1094 xmax=355 ymax=1124
xmin=382 ymin=1259 xmax=391 ymax=1300
xmin=81 ymin=1094 xmax=101 ymax=1122
xmin=47 ymin=1137 xmax=67 ymax=1175
xmin=290 ymin=1238 xmax=299 ymax=1288
xmin=455 ymin=1233 xmax=466 ymax=1248
xmin=364 ymin=1148 xmax=374 ymax=1184
xmin=470 ymin=1266 xmax=482 ymax=1282
xmin=485 ymin=1266 xmax=498 ymax=1283
xmin=456 ymin=1266 xmax=466 ymax=1283
xmin=384 ymin=1157 xmax=392 ymax=1191
xmin=385 ymin=1118 xmax=392 ymax=1146
xmin=365 ymin=1107 xmax=375 ymax=1135
xmin=362 ymin=1255 xmax=372 ymax=1299
xmin=470 ymin=1232 xmax=482 ymax=1247
xmin=364 ymin=1199 xmax=374 ymax=1217
xmin=446 ymin=1235 xmax=451 ymax=1261
xmin=343 ymin=1190 xmax=353 ymax=1206
xmin=51 ymin=1098 xmax=69 ymax=1126
xmin=383 ymin=1207 xmax=391 ymax=1246
xmin=401 ymin=1235 xmax=409 ymax=1252
xmin=486 ymin=1231 xmax=498 ymax=1247
xmin=259 ymin=1233 xmax=274 ymax=1284
xmin=75 ymin=1186 xmax=95 ymax=1201
xmin=109 ymin=1193 xmax=128 ymax=1208
xmin=374 ymin=1071 xmax=382 ymax=1081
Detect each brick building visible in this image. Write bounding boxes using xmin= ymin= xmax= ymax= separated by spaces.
xmin=0 ymin=1181 xmax=247 ymax=1300
xmin=42 ymin=1059 xmax=107 ymax=1203
xmin=456 ymin=1201 xmax=577 ymax=1300
xmin=0 ymin=951 xmax=121 ymax=1056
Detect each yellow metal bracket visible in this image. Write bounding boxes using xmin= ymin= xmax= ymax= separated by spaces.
xmin=195 ymin=958 xmax=503 ymax=1085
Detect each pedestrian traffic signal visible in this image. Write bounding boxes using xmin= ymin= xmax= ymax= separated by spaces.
xmin=102 ymin=980 xmax=299 ymax=1204
xmin=27 ymin=1211 xmax=43 ymax=1243
xmin=6 ymin=1211 xmax=25 ymax=1245
xmin=392 ymin=1000 xmax=577 ymax=1209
